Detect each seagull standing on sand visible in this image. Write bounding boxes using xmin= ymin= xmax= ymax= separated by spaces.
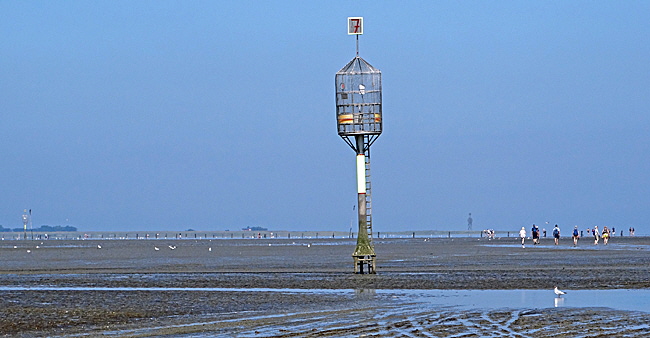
xmin=554 ymin=286 xmax=566 ymax=297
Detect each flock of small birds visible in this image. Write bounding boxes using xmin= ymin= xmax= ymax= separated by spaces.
xmin=153 ymin=245 xmax=177 ymax=251
xmin=13 ymin=242 xmax=213 ymax=253
xmin=14 ymin=241 xmax=316 ymax=252
xmin=14 ymin=242 xmax=46 ymax=254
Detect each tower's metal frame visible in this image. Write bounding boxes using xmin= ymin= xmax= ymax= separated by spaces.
xmin=335 ymin=50 xmax=382 ymax=274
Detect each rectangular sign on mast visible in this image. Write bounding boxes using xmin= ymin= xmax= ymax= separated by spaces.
xmin=348 ymin=17 xmax=363 ymax=35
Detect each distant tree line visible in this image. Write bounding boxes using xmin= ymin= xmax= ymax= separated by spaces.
xmin=0 ymin=225 xmax=78 ymax=232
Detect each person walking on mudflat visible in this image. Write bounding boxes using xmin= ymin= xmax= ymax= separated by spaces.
xmin=593 ymin=226 xmax=600 ymax=245
xmin=553 ymin=224 xmax=561 ymax=245
xmin=519 ymin=227 xmax=527 ymax=248
xmin=519 ymin=227 xmax=526 ymax=248
xmin=602 ymin=226 xmax=610 ymax=245
xmin=572 ymin=226 xmax=580 ymax=246
xmin=531 ymin=224 xmax=540 ymax=245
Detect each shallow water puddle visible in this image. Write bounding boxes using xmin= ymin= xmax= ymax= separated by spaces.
xmin=1 ymin=286 xmax=647 ymax=312
xmin=388 ymin=289 xmax=650 ymax=313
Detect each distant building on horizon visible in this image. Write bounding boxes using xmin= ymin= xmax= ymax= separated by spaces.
xmin=242 ymin=226 xmax=268 ymax=231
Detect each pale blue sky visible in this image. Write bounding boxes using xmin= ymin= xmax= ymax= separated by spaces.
xmin=1 ymin=1 xmax=649 ymax=233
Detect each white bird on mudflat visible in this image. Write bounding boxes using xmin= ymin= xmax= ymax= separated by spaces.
xmin=168 ymin=245 xmax=176 ymax=250
xmin=554 ymin=286 xmax=566 ymax=297
xmin=154 ymin=246 xmax=160 ymax=251
xmin=97 ymin=244 xmax=102 ymax=249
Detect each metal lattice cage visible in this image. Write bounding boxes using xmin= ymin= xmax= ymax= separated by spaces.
xmin=335 ymin=56 xmax=382 ymax=136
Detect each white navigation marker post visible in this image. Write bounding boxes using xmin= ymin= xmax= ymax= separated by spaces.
xmin=22 ymin=210 xmax=28 ymax=240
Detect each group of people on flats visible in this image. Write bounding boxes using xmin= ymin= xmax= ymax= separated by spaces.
xmin=583 ymin=225 xmax=614 ymax=245
xmin=518 ymin=223 xmax=613 ymax=247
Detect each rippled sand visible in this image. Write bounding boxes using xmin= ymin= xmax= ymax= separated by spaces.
xmin=2 ymin=289 xmax=648 ymax=337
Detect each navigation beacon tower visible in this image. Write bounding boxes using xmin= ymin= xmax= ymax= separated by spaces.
xmin=22 ymin=209 xmax=29 ymax=240
xmin=335 ymin=17 xmax=382 ymax=274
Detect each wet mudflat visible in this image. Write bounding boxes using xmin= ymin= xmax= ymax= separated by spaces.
xmin=0 ymin=236 xmax=649 ymax=337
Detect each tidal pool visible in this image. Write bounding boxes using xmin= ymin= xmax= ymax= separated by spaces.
xmin=1 ymin=286 xmax=647 ymax=312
